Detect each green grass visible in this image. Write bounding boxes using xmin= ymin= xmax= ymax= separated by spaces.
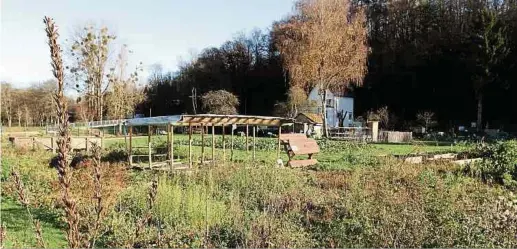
xmin=104 ymin=134 xmax=470 ymax=169
xmin=371 ymin=142 xmax=468 ymax=155
xmin=1 ymin=197 xmax=66 ymax=248
xmin=105 ymin=134 xmax=468 ymax=155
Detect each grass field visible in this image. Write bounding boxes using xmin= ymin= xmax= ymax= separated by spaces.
xmin=1 ymin=197 xmax=66 ymax=248
xmin=104 ymin=134 xmax=466 ymax=155
xmin=2 ymin=130 xmax=516 ymax=248
xmin=101 ymin=134 xmax=469 ymax=170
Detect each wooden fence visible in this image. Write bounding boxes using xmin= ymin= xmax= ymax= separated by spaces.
xmin=378 ymin=131 xmax=413 ymax=143
xmin=9 ymin=136 xmax=103 ymax=152
xmin=329 ymin=127 xmax=372 ymax=142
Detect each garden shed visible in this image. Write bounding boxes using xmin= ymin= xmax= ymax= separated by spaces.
xmin=295 ymin=113 xmax=323 ymax=138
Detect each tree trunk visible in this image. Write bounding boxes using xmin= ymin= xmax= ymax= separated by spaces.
xmin=476 ymin=93 xmax=483 ymax=132
xmin=8 ymin=117 xmax=11 ymax=127
xmin=320 ymin=88 xmax=329 ymax=138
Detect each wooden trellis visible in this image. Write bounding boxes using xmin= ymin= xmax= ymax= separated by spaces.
xmin=125 ymin=114 xmax=293 ymax=170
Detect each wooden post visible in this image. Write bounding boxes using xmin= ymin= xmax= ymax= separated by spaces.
xmin=148 ymin=125 xmax=151 ymax=144
xmin=148 ymin=125 xmax=152 ymax=168
xmin=167 ymin=124 xmax=171 ymax=170
xmin=148 ymin=142 xmax=152 ymax=169
xmin=189 ymin=123 xmax=193 ymax=168
xmin=211 ymin=124 xmax=215 ymax=164
xmin=246 ymin=124 xmax=249 ymax=152
xmin=129 ymin=126 xmax=133 ymax=166
xmin=277 ymin=125 xmax=282 ymax=160
xmin=231 ymin=125 xmax=234 ymax=161
xmin=85 ymin=137 xmax=89 ymax=152
xmin=50 ymin=136 xmax=55 ymax=153
xmin=170 ymin=124 xmax=174 ymax=171
xmin=222 ymin=125 xmax=226 ymax=164
xmin=252 ymin=126 xmax=256 ymax=161
xmin=32 ymin=137 xmax=36 ymax=150
xmin=201 ymin=124 xmax=205 ymax=164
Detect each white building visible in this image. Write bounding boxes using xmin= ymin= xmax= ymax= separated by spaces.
xmin=307 ymin=86 xmax=354 ymax=128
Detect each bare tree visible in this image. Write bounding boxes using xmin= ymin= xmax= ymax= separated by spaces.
xmin=16 ymin=107 xmax=23 ymax=127
xmin=1 ymin=83 xmax=13 ymax=127
xmin=105 ymin=45 xmax=145 ymax=119
xmin=416 ymin=111 xmax=436 ymax=132
xmin=23 ymin=105 xmax=30 ymax=128
xmin=69 ymin=24 xmax=116 ymax=121
xmin=275 ymin=0 xmax=368 ymax=137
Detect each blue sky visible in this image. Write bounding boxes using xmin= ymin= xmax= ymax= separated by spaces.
xmin=0 ymin=0 xmax=295 ymax=88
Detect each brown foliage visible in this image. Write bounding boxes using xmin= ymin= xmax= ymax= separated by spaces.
xmin=275 ymin=0 xmax=368 ymax=135
xmin=275 ymin=0 xmax=368 ymax=90
xmin=201 ymin=90 xmax=240 ymax=115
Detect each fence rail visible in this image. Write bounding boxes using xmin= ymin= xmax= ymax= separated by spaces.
xmin=46 ymin=119 xmax=126 ymax=132
xmin=378 ymin=131 xmax=413 ymax=143
xmin=329 ymin=127 xmax=372 ymax=142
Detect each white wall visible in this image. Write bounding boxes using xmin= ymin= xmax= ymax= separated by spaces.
xmin=337 ymin=97 xmax=354 ymax=127
xmin=307 ymin=86 xmax=354 ymax=127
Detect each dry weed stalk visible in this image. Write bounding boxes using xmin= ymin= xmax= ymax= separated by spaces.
xmin=44 ymin=16 xmax=80 ymax=248
xmin=85 ymin=142 xmax=104 ymax=248
xmin=10 ymin=168 xmax=46 ymax=248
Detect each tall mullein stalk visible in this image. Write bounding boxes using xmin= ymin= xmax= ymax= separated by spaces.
xmin=44 ymin=16 xmax=80 ymax=248
xmin=87 ymin=143 xmax=103 ymax=248
xmin=10 ymin=168 xmax=46 ymax=248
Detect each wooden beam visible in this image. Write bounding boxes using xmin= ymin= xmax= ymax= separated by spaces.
xmin=148 ymin=125 xmax=151 ymax=144
xmin=253 ymin=126 xmax=256 ymax=161
xmin=211 ymin=124 xmax=215 ymax=164
xmin=167 ymin=123 xmax=170 ymax=158
xmin=189 ymin=123 xmax=192 ymax=168
xmin=246 ymin=124 xmax=249 ymax=153
xmin=148 ymin=141 xmax=152 ymax=169
xmin=222 ymin=125 xmax=226 ymax=165
xmin=169 ymin=123 xmax=174 ymax=171
xmin=277 ymin=125 xmax=282 ymax=160
xmin=231 ymin=125 xmax=234 ymax=161
xmin=179 ymin=116 xmax=286 ymax=126
xmin=201 ymin=124 xmax=205 ymax=164
xmin=129 ymin=126 xmax=133 ymax=166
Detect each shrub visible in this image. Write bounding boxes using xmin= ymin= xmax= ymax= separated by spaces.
xmin=465 ymin=140 xmax=517 ymax=187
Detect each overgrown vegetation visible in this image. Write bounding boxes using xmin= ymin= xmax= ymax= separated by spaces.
xmin=2 ymin=141 xmax=517 ymax=247
xmin=462 ymin=140 xmax=517 ymax=188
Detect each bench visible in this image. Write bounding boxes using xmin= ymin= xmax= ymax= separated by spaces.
xmin=280 ymin=134 xmax=320 ymax=167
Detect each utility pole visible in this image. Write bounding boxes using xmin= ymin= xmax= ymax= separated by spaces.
xmin=189 ymin=87 xmax=198 ymax=114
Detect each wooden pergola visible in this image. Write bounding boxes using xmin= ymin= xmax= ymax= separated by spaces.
xmin=124 ymin=114 xmax=293 ymax=170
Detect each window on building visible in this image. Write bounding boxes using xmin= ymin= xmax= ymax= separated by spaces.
xmin=326 ymin=99 xmax=334 ymax=107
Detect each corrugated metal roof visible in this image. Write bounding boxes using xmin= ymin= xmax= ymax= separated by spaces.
xmin=125 ymin=115 xmax=182 ymax=126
